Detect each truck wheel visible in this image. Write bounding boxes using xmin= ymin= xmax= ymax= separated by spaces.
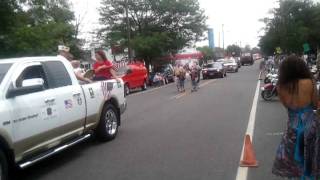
xmin=0 ymin=149 xmax=9 ymax=180
xmin=96 ymin=103 xmax=119 ymax=141
xmin=141 ymin=81 xmax=147 ymax=91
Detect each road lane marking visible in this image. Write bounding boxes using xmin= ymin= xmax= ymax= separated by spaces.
xmin=199 ymin=79 xmax=216 ymax=88
xmin=235 ymin=80 xmax=260 ymax=180
xmin=169 ymin=79 xmax=216 ymax=100
xmin=170 ymin=92 xmax=187 ymax=100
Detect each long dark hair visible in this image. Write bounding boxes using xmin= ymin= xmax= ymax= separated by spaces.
xmin=96 ymin=50 xmax=108 ymax=61
xmin=278 ymin=55 xmax=313 ymax=95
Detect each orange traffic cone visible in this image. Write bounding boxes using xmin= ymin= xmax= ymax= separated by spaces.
xmin=240 ymin=134 xmax=258 ymax=167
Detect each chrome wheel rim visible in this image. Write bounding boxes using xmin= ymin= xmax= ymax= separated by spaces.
xmin=125 ymin=85 xmax=130 ymax=95
xmin=105 ymin=109 xmax=117 ymax=135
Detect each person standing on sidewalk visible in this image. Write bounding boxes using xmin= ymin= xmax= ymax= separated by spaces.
xmin=190 ymin=65 xmax=198 ymax=92
xmin=178 ymin=65 xmax=186 ymax=92
xmin=259 ymin=58 xmax=267 ymax=80
xmin=174 ymin=64 xmax=181 ymax=92
xmin=195 ymin=62 xmax=201 ymax=88
xmin=272 ymin=55 xmax=320 ymax=179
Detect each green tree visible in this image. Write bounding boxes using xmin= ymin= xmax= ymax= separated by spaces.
xmin=196 ymin=46 xmax=214 ymax=63
xmin=259 ymin=0 xmax=320 ymax=55
xmin=99 ymin=0 xmax=208 ymax=69
xmin=243 ymin=45 xmax=251 ymax=53
xmin=0 ymin=0 xmax=82 ymax=58
xmin=226 ymin=44 xmax=241 ymax=56
xmin=251 ymin=47 xmax=261 ymax=54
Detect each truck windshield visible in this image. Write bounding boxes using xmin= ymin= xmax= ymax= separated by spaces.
xmin=0 ymin=64 xmax=12 ymax=85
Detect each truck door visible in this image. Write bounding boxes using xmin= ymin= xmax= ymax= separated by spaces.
xmin=6 ymin=62 xmax=62 ymax=159
xmin=42 ymin=61 xmax=86 ymax=137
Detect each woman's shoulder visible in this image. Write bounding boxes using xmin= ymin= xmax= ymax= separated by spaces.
xmin=298 ymin=79 xmax=314 ymax=93
xmin=298 ymin=78 xmax=313 ymax=86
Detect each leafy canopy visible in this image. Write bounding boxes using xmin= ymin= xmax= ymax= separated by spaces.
xmin=259 ymin=0 xmax=320 ymax=55
xmin=99 ymin=0 xmax=208 ymax=60
xmin=0 ymin=0 xmax=81 ymax=58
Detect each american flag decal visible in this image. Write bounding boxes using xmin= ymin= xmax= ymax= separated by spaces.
xmin=64 ymin=100 xmax=73 ymax=109
xmin=112 ymin=60 xmax=127 ymax=72
xmin=101 ymin=81 xmax=114 ymax=100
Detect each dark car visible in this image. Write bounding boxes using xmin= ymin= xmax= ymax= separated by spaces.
xmin=240 ymin=53 xmax=254 ymax=65
xmin=202 ymin=62 xmax=227 ymax=79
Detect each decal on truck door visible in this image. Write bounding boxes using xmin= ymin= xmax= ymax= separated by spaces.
xmin=64 ymin=99 xmax=73 ymax=109
xmin=88 ymin=88 xmax=95 ymax=99
xmin=42 ymin=101 xmax=58 ymax=120
xmin=101 ymin=81 xmax=114 ymax=100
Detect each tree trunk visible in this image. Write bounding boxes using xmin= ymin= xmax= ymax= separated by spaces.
xmin=145 ymin=56 xmax=151 ymax=74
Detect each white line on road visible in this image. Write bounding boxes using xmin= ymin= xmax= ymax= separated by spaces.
xmin=199 ymin=79 xmax=216 ymax=88
xmin=169 ymin=79 xmax=216 ymax=100
xmin=235 ymin=80 xmax=261 ymax=180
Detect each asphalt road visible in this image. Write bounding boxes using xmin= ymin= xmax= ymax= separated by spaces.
xmin=17 ymin=61 xmax=287 ymax=180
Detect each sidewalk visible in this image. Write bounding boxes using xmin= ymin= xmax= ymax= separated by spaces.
xmin=247 ymin=95 xmax=287 ymax=180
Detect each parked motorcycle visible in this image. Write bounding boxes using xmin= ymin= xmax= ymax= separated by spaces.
xmin=264 ymin=68 xmax=278 ymax=84
xmin=261 ymin=78 xmax=278 ymax=101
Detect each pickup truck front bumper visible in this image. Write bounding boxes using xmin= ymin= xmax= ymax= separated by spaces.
xmin=120 ymin=100 xmax=127 ymax=114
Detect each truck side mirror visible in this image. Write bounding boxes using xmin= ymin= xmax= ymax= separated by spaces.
xmin=22 ymin=78 xmax=44 ymax=88
xmin=7 ymin=78 xmax=45 ymax=98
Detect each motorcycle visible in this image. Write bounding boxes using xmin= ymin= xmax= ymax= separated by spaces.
xmin=264 ymin=68 xmax=278 ymax=84
xmin=261 ymin=78 xmax=278 ymax=101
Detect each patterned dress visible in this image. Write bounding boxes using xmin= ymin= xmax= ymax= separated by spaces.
xmin=272 ymin=104 xmax=320 ymax=179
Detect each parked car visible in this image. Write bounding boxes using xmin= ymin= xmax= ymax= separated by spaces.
xmin=224 ymin=58 xmax=239 ymax=72
xmin=240 ymin=53 xmax=254 ymax=65
xmin=235 ymin=57 xmax=241 ymax=68
xmin=202 ymin=62 xmax=227 ymax=79
xmin=154 ymin=64 xmax=174 ymax=84
xmin=0 ymin=56 xmax=127 ymax=179
xmin=216 ymin=58 xmax=225 ymax=63
xmin=122 ymin=62 xmax=148 ymax=95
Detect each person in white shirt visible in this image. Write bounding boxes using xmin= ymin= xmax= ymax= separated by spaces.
xmin=57 ymin=45 xmax=92 ymax=83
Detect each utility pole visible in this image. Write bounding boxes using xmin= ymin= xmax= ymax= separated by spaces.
xmin=125 ymin=0 xmax=131 ymax=60
xmin=218 ymin=31 xmax=221 ymax=48
xmin=222 ymin=24 xmax=225 ymax=50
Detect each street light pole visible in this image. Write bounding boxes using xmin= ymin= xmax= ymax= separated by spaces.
xmin=222 ymin=24 xmax=225 ymax=50
xmin=125 ymin=0 xmax=131 ymax=60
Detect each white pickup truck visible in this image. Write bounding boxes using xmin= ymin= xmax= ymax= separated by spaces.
xmin=0 ymin=56 xmax=127 ymax=179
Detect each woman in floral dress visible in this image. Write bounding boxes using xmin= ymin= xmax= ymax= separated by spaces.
xmin=273 ymin=55 xmax=320 ymax=179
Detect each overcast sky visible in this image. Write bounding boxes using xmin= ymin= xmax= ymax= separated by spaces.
xmin=70 ymin=0 xmax=279 ymax=49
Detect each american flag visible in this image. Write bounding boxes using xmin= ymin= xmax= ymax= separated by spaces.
xmin=64 ymin=100 xmax=73 ymax=109
xmin=101 ymin=81 xmax=114 ymax=100
xmin=112 ymin=60 xmax=127 ymax=72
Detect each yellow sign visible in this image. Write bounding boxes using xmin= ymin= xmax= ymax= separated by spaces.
xmin=276 ymin=47 xmax=282 ymax=54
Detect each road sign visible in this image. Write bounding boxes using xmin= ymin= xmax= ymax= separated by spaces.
xmin=303 ymin=43 xmax=310 ymax=52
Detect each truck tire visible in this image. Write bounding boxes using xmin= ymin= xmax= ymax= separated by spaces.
xmin=124 ymin=84 xmax=130 ymax=96
xmin=0 ymin=149 xmax=9 ymax=180
xmin=96 ymin=103 xmax=119 ymax=142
